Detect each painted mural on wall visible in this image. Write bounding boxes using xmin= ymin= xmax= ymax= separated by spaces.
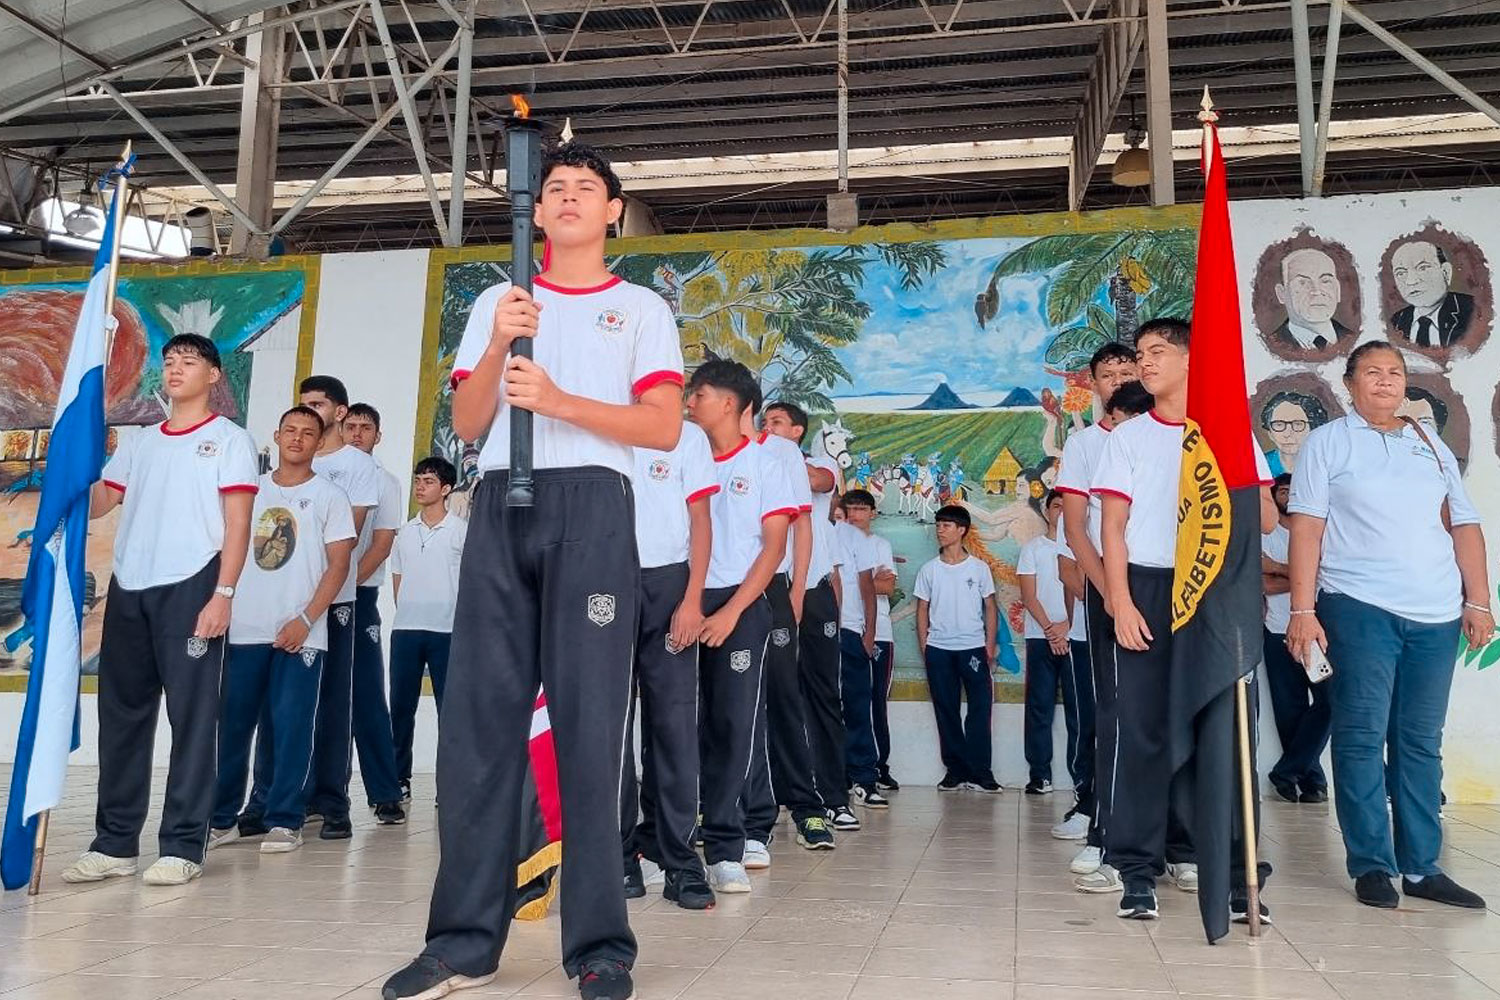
xmin=417 ymin=212 xmax=1201 ymax=699
xmin=0 ymin=259 xmax=319 ymax=678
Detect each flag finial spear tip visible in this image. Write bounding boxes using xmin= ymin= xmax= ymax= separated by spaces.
xmin=561 ymin=117 xmax=574 ymax=142
xmin=1198 ymin=87 xmax=1219 ymax=123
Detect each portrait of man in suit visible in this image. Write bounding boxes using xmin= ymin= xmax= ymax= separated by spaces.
xmin=1389 ymin=240 xmax=1474 ymax=349
xmin=1272 ymin=246 xmax=1355 ymax=351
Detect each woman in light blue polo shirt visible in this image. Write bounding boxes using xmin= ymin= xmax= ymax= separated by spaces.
xmin=1287 ymin=340 xmax=1494 ymax=911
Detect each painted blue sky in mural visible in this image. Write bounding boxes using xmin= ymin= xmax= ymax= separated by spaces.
xmin=839 ymin=238 xmax=1059 ymax=399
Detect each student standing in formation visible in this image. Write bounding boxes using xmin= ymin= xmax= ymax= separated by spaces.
xmin=384 ymin=142 xmax=684 ymax=1000
xmin=1092 ymin=318 xmax=1271 ymax=920
xmin=1260 ymin=472 xmax=1331 ymax=804
xmin=388 ymin=457 xmax=467 ymax=801
xmin=63 ymin=334 xmax=258 ymax=886
xmin=740 ymin=397 xmax=836 ymax=864
xmin=762 ymin=402 xmax=851 ymax=831
xmin=1018 ymin=490 xmax=1087 ymax=796
xmin=343 ymin=402 xmax=410 ymax=811
xmin=1052 ymin=339 xmax=1141 ymax=875
xmin=834 ymin=491 xmax=893 ymax=808
xmin=210 ymin=406 xmax=355 ymax=855
xmin=913 ymin=505 xmax=999 ymax=792
xmin=686 ymin=359 xmax=798 ymax=896
xmin=619 ymin=420 xmax=718 ymax=909
xmin=866 ymin=511 xmax=900 ymax=792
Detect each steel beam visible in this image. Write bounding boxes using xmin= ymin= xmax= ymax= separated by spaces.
xmin=446 ymin=0 xmax=477 ymax=246
xmin=368 ymin=0 xmax=449 ymax=233
xmin=1068 ymin=0 xmax=1144 ymax=210
xmin=836 ymin=0 xmax=848 ymax=194
xmin=1143 ymin=0 xmax=1173 ymax=206
xmin=1311 ymin=0 xmax=1342 ymax=196
xmin=1290 ymin=0 xmax=1316 ymax=193
xmin=231 ymin=14 xmax=286 ymax=256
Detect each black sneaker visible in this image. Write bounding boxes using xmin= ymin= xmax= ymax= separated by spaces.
xmin=623 ymin=855 xmax=646 ymax=899
xmin=1403 ymin=873 xmax=1486 ymax=909
xmin=1272 ymin=781 xmax=1300 ymax=804
xmin=876 ymin=769 xmax=900 ymax=792
xmin=1299 ymin=787 xmax=1328 ymax=804
xmin=237 ymin=813 xmax=268 ymax=838
xmin=854 ymin=784 xmax=889 ymax=809
xmin=971 ymin=776 xmax=1002 ymax=793
xmin=399 ymin=780 xmax=413 ymax=805
xmin=828 ymin=806 xmax=860 ymax=831
xmin=1024 ymin=779 xmax=1053 ymax=795
xmin=1355 ymin=871 xmax=1399 ymax=908
xmin=578 ymin=958 xmax=634 ymax=1000
xmin=1118 ymin=880 xmax=1158 ymax=919
xmin=382 ymin=955 xmax=495 ymax=1000
xmin=1230 ymin=893 xmax=1273 ymax=925
xmin=375 ymin=802 xmax=407 ymax=825
xmin=796 ymin=815 xmax=836 ymax=851
xmin=320 ymin=816 xmax=353 ymax=840
xmin=664 ymin=869 xmax=715 ymax=910
xmin=937 ymin=774 xmax=966 ymax=792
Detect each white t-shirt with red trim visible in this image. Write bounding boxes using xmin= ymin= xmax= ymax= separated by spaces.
xmin=101 ymin=414 xmax=259 ymax=591
xmin=450 ymin=277 xmax=684 ymax=478
xmin=755 ymin=432 xmax=813 ymax=577
xmin=704 ymin=434 xmax=800 ymax=590
xmin=356 ymin=465 xmax=404 ymax=588
xmin=312 ymin=444 xmax=382 ymax=604
xmin=1055 ymin=421 xmax=1110 ymax=552
xmin=633 ymin=421 xmax=719 ymax=570
xmin=834 ymin=521 xmax=880 ymax=632
xmin=806 ymin=454 xmax=842 ymax=585
xmin=1091 ymin=411 xmax=1271 ymax=569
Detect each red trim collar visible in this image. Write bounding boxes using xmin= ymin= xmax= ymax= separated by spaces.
xmin=533 ymin=275 xmax=623 ymax=295
xmin=160 ymin=413 xmax=219 ymax=436
xmin=1148 ymin=410 xmax=1185 ymax=427
xmin=714 ymin=436 xmax=750 ymax=463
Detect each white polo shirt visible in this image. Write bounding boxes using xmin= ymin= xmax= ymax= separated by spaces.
xmin=101 ymin=414 xmax=259 ymax=591
xmin=913 ymin=554 xmax=994 ymax=651
xmin=231 ymin=472 xmax=356 ymax=651
xmin=390 ymin=512 xmax=469 ymax=633
xmin=313 ymin=444 xmax=382 ymax=604
xmin=1262 ymin=521 xmax=1291 ymax=635
xmin=356 ymin=465 xmax=405 ymax=589
xmin=868 ymin=532 xmax=895 ymax=642
xmin=1288 ymin=411 xmax=1479 ymax=624
xmin=1092 ymin=411 xmax=1271 ymax=569
xmin=756 ymin=433 xmax=815 ymax=577
xmin=807 ymin=455 xmax=842 ymax=585
xmin=632 ymin=421 xmax=719 ymax=570
xmin=1056 ymin=422 xmax=1110 ymax=551
xmin=835 ymin=520 xmax=880 ymax=632
xmin=451 ymin=277 xmax=685 ymax=478
xmin=705 ymin=434 xmax=800 ymax=590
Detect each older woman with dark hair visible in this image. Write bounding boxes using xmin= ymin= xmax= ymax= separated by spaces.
xmin=1286 ymin=340 xmax=1494 ymax=910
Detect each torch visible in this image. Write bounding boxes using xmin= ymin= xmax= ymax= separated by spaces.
xmin=505 ymin=93 xmax=545 ymax=507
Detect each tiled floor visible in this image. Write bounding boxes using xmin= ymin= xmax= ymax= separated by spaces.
xmin=5 ymin=770 xmax=1500 ymax=999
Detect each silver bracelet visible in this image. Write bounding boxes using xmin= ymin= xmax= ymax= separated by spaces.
xmin=1464 ymin=602 xmax=1494 ymax=616
xmin=298 ymin=611 xmax=314 ymax=629
xmin=1289 ymin=609 xmax=1317 ymax=617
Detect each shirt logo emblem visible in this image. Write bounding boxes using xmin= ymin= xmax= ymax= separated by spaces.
xmin=730 ymin=475 xmax=750 ymax=496
xmin=196 ymin=440 xmax=219 ymax=458
xmin=186 ymin=637 xmax=209 ymax=660
xmin=771 ymin=627 xmax=791 ymax=648
xmin=365 ymin=624 xmax=381 ymax=643
xmin=587 ymin=593 xmax=617 ymax=627
xmin=301 ymin=648 xmax=318 ymax=668
xmin=729 ymin=649 xmax=752 ymax=672
xmin=595 ymin=308 xmax=627 ymax=336
xmin=823 ymin=621 xmax=837 ymax=638
xmin=649 ymin=458 xmax=672 ymax=482
xmin=334 ymin=605 xmax=352 ymax=626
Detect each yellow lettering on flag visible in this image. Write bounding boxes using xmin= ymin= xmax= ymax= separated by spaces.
xmin=1172 ymin=418 xmax=1230 ymax=632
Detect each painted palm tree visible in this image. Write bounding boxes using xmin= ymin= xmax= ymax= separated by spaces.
xmin=975 ymin=229 xmax=1197 ymax=368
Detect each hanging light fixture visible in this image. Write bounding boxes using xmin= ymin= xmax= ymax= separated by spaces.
xmin=62 ymin=174 xmax=102 ymax=236
xmin=1111 ymin=96 xmax=1151 ymax=188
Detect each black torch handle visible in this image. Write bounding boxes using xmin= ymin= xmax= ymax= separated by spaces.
xmin=505 ymin=121 xmax=543 ymax=508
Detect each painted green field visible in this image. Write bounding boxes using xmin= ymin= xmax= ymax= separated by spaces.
xmin=812 ymin=410 xmax=1050 ymax=482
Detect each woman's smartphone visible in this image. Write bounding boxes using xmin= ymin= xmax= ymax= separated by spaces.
xmin=1304 ymin=641 xmax=1333 ymax=684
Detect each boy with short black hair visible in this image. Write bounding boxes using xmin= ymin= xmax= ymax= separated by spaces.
xmin=210 ymin=406 xmax=356 ymax=855
xmin=834 ymin=490 xmax=892 ymax=808
xmin=389 ymin=456 xmax=467 ymax=799
xmin=685 ymin=359 xmax=797 ymax=896
xmin=63 ymin=333 xmax=258 ymax=887
xmin=914 ymin=504 xmax=998 ymax=792
xmin=385 ymin=141 xmax=683 ymax=1000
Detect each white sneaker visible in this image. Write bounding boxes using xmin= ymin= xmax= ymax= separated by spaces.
xmin=640 ymin=857 xmax=666 ymax=887
xmin=142 ymin=856 xmax=203 ymax=886
xmin=259 ymin=827 xmax=303 ymax=854
xmin=1167 ymin=862 xmax=1199 ymax=893
xmin=743 ymin=839 xmax=772 ymax=870
xmin=206 ymin=826 xmax=240 ymax=851
xmin=708 ymin=860 xmax=752 ymax=894
xmin=1051 ymin=812 xmax=1091 ymax=841
xmin=1070 ymin=845 xmax=1103 ymax=875
xmin=1075 ymin=863 xmax=1123 ymax=893
xmin=60 ymin=851 xmax=138 ymax=883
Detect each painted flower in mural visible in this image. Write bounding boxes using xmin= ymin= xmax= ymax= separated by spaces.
xmin=1061 ymin=370 xmax=1094 ymax=416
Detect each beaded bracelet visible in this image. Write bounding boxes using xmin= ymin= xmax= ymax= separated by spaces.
xmin=1464 ymin=602 xmax=1494 ymax=616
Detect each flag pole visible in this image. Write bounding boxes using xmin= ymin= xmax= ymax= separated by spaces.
xmin=24 ymin=140 xmax=132 ymax=898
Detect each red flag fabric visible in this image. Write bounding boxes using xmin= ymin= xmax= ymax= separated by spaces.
xmin=515 ymin=693 xmax=562 ymax=920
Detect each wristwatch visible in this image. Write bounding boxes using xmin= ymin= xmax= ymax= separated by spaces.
xmin=214 ymin=585 xmax=235 ymax=599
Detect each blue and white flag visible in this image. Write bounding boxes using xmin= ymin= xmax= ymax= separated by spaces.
xmin=1 ymin=162 xmax=129 ymax=890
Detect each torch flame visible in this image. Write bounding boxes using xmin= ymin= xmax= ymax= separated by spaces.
xmin=511 ymin=93 xmax=531 ymax=119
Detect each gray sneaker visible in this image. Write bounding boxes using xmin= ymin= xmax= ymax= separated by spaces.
xmin=1075 ymin=863 xmax=1123 ymax=893
xmin=260 ymin=827 xmax=303 ymax=854
xmin=1166 ymin=861 xmax=1199 ymax=893
xmin=206 ymin=826 xmax=240 ymax=851
xmin=708 ymin=860 xmax=752 ymax=894
xmin=60 ymin=851 xmax=138 ymax=883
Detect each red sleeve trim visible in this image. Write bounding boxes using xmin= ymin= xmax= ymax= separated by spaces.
xmin=1055 ymin=486 xmax=1089 ymax=498
xmin=220 ymin=484 xmax=259 ymax=495
xmin=762 ymin=506 xmax=799 ymax=522
xmin=450 ymin=369 xmax=473 ymax=391
xmin=103 ymin=479 xmax=126 ymax=494
xmin=685 ymin=485 xmax=720 ymax=504
xmin=632 ymin=370 xmax=684 ymax=397
xmin=1091 ymin=488 xmax=1131 ymax=502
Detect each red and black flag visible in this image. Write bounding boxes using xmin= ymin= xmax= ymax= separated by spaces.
xmin=515 ymin=694 xmax=562 ymax=920
xmin=1169 ymin=91 xmax=1271 ymax=943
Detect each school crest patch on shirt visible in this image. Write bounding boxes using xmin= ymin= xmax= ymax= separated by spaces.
xmin=587 ymin=593 xmax=616 ymax=627
xmin=729 ymin=649 xmax=751 ymax=672
xmin=595 ymin=308 xmax=627 ymax=337
xmin=196 ymin=440 xmax=219 ymax=458
xmin=649 ymin=458 xmax=672 ymax=482
xmin=730 ymin=475 xmax=751 ymax=496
